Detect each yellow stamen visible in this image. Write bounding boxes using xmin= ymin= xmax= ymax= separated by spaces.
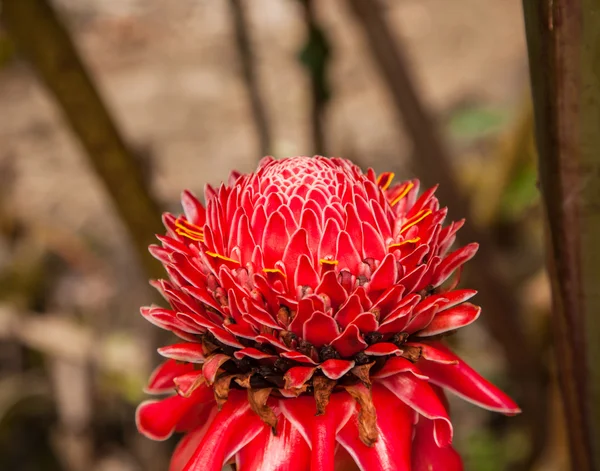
xmin=263 ymin=268 xmax=286 ymax=277
xmin=175 ymin=218 xmax=204 ymax=241
xmin=320 ymin=259 xmax=339 ymax=266
xmin=376 ymin=172 xmax=395 ymax=191
xmin=390 ymin=182 xmax=415 ymax=207
xmin=388 ymin=237 xmax=421 ymax=250
xmin=205 ymin=251 xmax=240 ymax=264
xmin=400 ymin=209 xmax=432 ymax=234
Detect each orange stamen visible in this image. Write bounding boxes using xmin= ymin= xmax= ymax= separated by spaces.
xmin=388 ymin=237 xmax=421 ymax=250
xmin=390 ymin=182 xmax=415 ymax=207
xmin=320 ymin=259 xmax=339 ymax=266
xmin=205 ymin=251 xmax=240 ymax=264
xmin=175 ymin=218 xmax=204 ymax=242
xmin=263 ymin=268 xmax=286 ymax=277
xmin=400 ymin=209 xmax=432 ymax=234
xmin=376 ymin=172 xmax=395 ymax=192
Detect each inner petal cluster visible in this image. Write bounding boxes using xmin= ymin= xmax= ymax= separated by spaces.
xmin=143 ymin=157 xmax=479 ymax=411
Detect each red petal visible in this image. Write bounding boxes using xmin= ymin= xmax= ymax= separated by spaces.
xmin=262 ymin=211 xmax=290 ymax=267
xmin=368 ymin=253 xmax=398 ymax=292
xmin=234 ymin=347 xmax=277 ymax=360
xmin=146 ymin=359 xmax=196 ymax=394
xmin=336 ymin=383 xmax=413 ymax=471
xmin=303 ymin=311 xmax=340 ymax=347
xmin=405 ymin=342 xmax=459 ymax=365
xmin=136 ymin=386 xmax=213 ymax=441
xmin=320 ymin=359 xmax=355 ymax=380
xmin=236 ymin=416 xmax=311 ymax=471
xmin=294 ymin=254 xmax=320 ymax=290
xmin=319 ymin=218 xmax=341 ymax=261
xmin=280 ymin=392 xmax=355 ymax=471
xmin=331 ymin=324 xmax=368 ymax=358
xmin=170 ymin=421 xmax=216 ymax=471
xmin=364 ymin=343 xmax=403 ymax=356
xmin=362 ymin=222 xmax=386 ymax=260
xmin=417 ymin=303 xmax=481 ymax=336
xmin=372 ymin=357 xmax=428 ymax=380
xmin=316 ymin=270 xmax=348 ymax=310
xmin=280 ymin=351 xmax=318 ymax=365
xmin=416 ymin=342 xmax=521 ymax=414
xmin=431 ymin=243 xmax=478 ymax=288
xmin=412 ymin=417 xmax=463 ymax=471
xmin=283 ymin=229 xmax=311 ymax=276
xmin=158 ymin=343 xmax=206 ymax=363
xmin=334 ymin=294 xmax=363 ymax=328
xmin=181 ymin=190 xmax=206 ymax=226
xmin=299 ymin=207 xmax=322 ymax=256
xmin=182 ymin=391 xmax=265 ymax=471
xmin=284 ymin=366 xmax=317 ymax=389
xmin=349 ymin=312 xmax=378 ymax=332
xmin=202 ymin=354 xmax=231 ymax=384
xmin=336 ymin=231 xmax=362 ymax=273
xmin=380 ymin=373 xmax=453 ymax=447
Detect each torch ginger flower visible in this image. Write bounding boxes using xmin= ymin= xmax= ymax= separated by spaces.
xmin=136 ymin=156 xmax=520 ymax=471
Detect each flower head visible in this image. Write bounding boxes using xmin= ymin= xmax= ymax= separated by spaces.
xmin=136 ymin=156 xmax=519 ymax=471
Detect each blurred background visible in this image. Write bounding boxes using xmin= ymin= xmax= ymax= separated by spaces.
xmin=0 ymin=1 xmax=560 ymax=470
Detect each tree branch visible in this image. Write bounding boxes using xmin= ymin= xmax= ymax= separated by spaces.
xmin=524 ymin=1 xmax=600 ymax=469
xmin=1 ymin=0 xmax=164 ymax=280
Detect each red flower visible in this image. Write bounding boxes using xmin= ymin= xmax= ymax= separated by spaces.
xmin=136 ymin=156 xmax=519 ymax=471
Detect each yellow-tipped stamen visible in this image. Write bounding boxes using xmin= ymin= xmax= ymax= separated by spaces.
xmin=390 ymin=182 xmax=415 ymax=207
xmin=320 ymin=259 xmax=339 ymax=266
xmin=205 ymin=251 xmax=240 ymax=264
xmin=175 ymin=218 xmax=204 ymax=241
xmin=399 ymin=209 xmax=432 ymax=234
xmin=263 ymin=268 xmax=286 ymax=277
xmin=376 ymin=172 xmax=395 ymax=192
xmin=388 ymin=237 xmax=421 ymax=250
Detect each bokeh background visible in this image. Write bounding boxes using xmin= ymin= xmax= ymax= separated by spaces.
xmin=0 ymin=1 xmax=561 ymax=470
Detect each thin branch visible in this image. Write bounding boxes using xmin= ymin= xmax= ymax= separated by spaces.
xmin=227 ymin=0 xmax=272 ymax=157
xmin=346 ymin=1 xmax=548 ymax=466
xmin=297 ymin=0 xmax=330 ymax=155
xmin=1 ymin=0 xmax=164 ymax=281
xmin=524 ymin=1 xmax=600 ymax=469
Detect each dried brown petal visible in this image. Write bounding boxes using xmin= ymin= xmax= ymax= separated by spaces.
xmin=248 ymin=388 xmax=278 ymax=433
xmin=351 ymin=362 xmax=375 ymax=386
xmin=284 ymin=384 xmax=310 ymax=397
xmin=402 ymin=345 xmax=422 ymax=363
xmin=234 ymin=372 xmax=253 ymax=389
xmin=201 ymin=336 xmax=219 ymax=355
xmin=313 ymin=376 xmax=336 ymax=416
xmin=345 ymin=383 xmax=379 ymax=447
xmin=214 ymin=375 xmax=234 ymax=410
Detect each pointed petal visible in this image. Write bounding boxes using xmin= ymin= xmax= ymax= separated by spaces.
xmin=182 ymin=391 xmax=265 ymax=471
xmin=202 ymin=354 xmax=232 ymax=384
xmin=417 ymin=303 xmax=481 ymax=336
xmin=303 ymin=311 xmax=340 ymax=347
xmin=158 ymin=343 xmax=206 ymax=363
xmin=412 ymin=417 xmax=463 ymax=471
xmin=331 ymin=324 xmax=368 ymax=358
xmin=336 ymin=231 xmax=362 ymax=273
xmin=236 ymin=416 xmax=311 ymax=471
xmin=146 ymin=359 xmax=195 ymax=394
xmin=416 ymin=342 xmax=521 ymax=414
xmin=364 ymin=343 xmax=403 ymax=356
xmin=136 ymin=386 xmax=213 ymax=441
xmin=431 ymin=243 xmax=478 ymax=288
xmin=336 ymin=384 xmax=413 ymax=471
xmin=320 ymin=359 xmax=355 ymax=380
xmin=380 ymin=373 xmax=453 ymax=447
xmin=368 ymin=254 xmax=398 ymax=292
xmin=284 ymin=366 xmax=317 ymax=389
xmin=280 ymin=393 xmax=355 ymax=471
